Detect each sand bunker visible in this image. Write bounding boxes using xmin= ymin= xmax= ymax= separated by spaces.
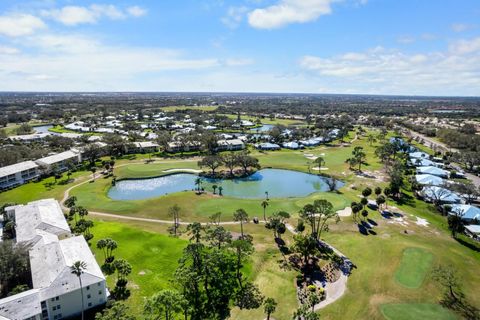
xmin=415 ymin=216 xmax=429 ymax=227
xmin=337 ymin=207 xmax=352 ymax=217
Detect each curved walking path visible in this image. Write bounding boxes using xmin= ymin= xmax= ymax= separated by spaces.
xmin=286 ymin=223 xmax=349 ymax=310
xmin=62 ymin=160 xmax=350 ymax=310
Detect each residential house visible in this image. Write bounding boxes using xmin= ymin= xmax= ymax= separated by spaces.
xmin=420 ymin=186 xmax=461 ymax=204
xmin=449 ymin=204 xmax=480 ymax=222
xmin=128 ymin=142 xmax=159 ymax=154
xmin=416 ymin=166 xmax=449 ymax=178
xmin=166 ymin=141 xmax=201 ymax=153
xmin=283 ymin=142 xmax=301 ymax=149
xmin=415 ymin=174 xmax=444 ymax=186
xmin=217 ymin=139 xmax=245 ymax=151
xmin=9 ymin=133 xmax=51 ymax=143
xmin=255 ymin=143 xmax=281 ymax=151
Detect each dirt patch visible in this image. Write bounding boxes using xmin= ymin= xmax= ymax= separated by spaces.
xmin=128 ymin=281 xmax=140 ymax=290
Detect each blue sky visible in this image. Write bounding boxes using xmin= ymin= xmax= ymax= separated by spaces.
xmin=0 ymin=0 xmax=479 ymax=95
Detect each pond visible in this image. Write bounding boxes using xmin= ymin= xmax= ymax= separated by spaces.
xmin=34 ymin=125 xmax=54 ymax=134
xmin=108 ymin=168 xmax=344 ymax=200
xmin=253 ymin=124 xmax=274 ymax=132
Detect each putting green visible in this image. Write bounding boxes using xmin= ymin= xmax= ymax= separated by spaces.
xmin=395 ymin=247 xmax=433 ymax=288
xmin=380 ymin=303 xmax=457 ymax=320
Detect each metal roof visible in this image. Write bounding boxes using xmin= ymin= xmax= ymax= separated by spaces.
xmin=0 ymin=161 xmax=38 ymax=178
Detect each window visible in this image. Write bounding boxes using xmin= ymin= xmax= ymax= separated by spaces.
xmin=88 ymin=302 xmax=92 ymax=307
xmin=87 ymin=294 xmax=91 ymax=299
xmin=52 ymin=306 xmax=56 ymax=311
xmin=56 ymin=305 xmax=61 ymax=309
xmin=86 ymin=286 xmax=90 ymax=290
xmin=51 ymin=298 xmax=55 ymax=302
xmin=56 ymin=296 xmax=59 ymax=301
xmin=98 ymin=290 xmax=102 ymax=295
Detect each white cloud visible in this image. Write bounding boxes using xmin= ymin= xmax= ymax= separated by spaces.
xmin=248 ymin=0 xmax=334 ymax=29
xmin=0 ymin=13 xmax=46 ymax=37
xmin=26 ymin=74 xmax=57 ymax=81
xmin=221 ymin=6 xmax=249 ymax=29
xmin=299 ymin=38 xmax=480 ymax=95
xmin=91 ymin=4 xmax=126 ymax=20
xmin=0 ymin=32 xmax=228 ymax=90
xmin=224 ymin=58 xmax=255 ymax=66
xmin=127 ymin=6 xmax=147 ymax=17
xmin=42 ymin=6 xmax=97 ymax=26
xmin=0 ymin=46 xmax=20 ymax=54
xmin=397 ymin=35 xmax=415 ymax=44
xmin=451 ymin=23 xmax=470 ymax=33
xmin=41 ymin=4 xmax=146 ymax=26
xmin=449 ymin=37 xmax=480 ymax=55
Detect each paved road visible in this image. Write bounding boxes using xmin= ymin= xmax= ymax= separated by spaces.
xmin=404 ymin=129 xmax=458 ymax=152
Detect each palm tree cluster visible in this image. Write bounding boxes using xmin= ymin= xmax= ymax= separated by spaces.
xmin=64 ymin=196 xmax=94 ymax=243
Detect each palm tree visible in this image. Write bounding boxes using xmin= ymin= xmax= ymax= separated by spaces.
xmin=314 ymin=156 xmax=325 ymax=171
xmin=265 ymin=191 xmax=269 ymax=200
xmin=261 ymin=200 xmax=269 ymax=221
xmin=367 ymin=133 xmax=377 ymax=146
xmin=212 ymin=184 xmax=218 ymax=195
xmin=233 ymin=209 xmax=249 ymax=238
xmin=70 ymin=261 xmax=87 ymax=320
xmin=264 ymin=297 xmax=277 ymax=320
xmin=194 ymin=177 xmax=202 ymax=192
xmin=218 ymin=186 xmax=223 ymax=196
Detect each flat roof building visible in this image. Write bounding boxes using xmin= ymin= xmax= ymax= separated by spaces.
xmin=35 ymin=151 xmax=81 ymax=173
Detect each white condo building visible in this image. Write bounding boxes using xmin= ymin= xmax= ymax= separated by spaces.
xmin=0 ymin=199 xmax=107 ymax=320
xmin=0 ymin=161 xmax=39 ymax=190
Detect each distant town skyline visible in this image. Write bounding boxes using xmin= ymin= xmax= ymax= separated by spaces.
xmin=0 ymin=0 xmax=479 ymax=96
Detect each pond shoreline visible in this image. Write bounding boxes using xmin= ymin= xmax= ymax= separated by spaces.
xmin=108 ymin=168 xmax=345 ymax=201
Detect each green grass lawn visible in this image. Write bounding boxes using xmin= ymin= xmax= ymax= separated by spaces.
xmin=380 ymin=303 xmax=457 ymax=320
xmin=220 ymin=113 xmax=306 ymax=127
xmin=49 ymin=125 xmax=83 ymax=134
xmin=394 ymin=247 xmax=434 ymax=289
xmin=90 ymin=219 xmax=187 ymax=314
xmin=0 ymin=171 xmax=89 ymax=206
